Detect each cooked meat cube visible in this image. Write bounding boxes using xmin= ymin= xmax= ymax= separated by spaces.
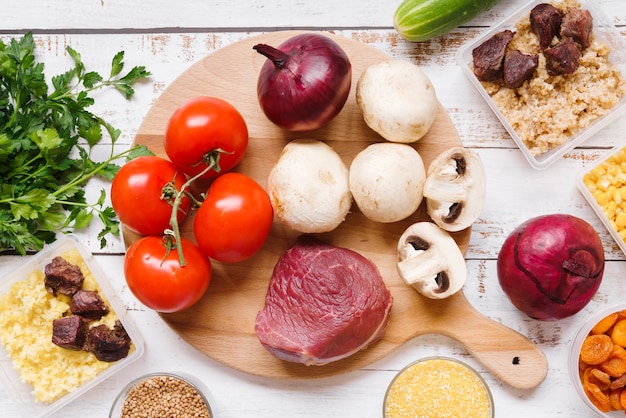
xmin=503 ymin=50 xmax=539 ymax=88
xmin=530 ymin=3 xmax=563 ymax=49
xmin=52 ymin=315 xmax=89 ymax=350
xmin=44 ymin=256 xmax=85 ymax=296
xmin=544 ymin=37 xmax=581 ymax=76
xmin=71 ymin=290 xmax=108 ymax=320
xmin=472 ymin=29 xmax=515 ymax=82
xmin=86 ymin=321 xmax=131 ymax=362
xmin=561 ymin=7 xmax=593 ymax=48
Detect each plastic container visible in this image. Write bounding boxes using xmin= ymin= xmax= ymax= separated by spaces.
xmin=577 ymin=144 xmax=626 ymax=257
xmin=109 ymin=372 xmax=214 ymax=417
xmin=456 ymin=0 xmax=626 ymax=170
xmin=383 ymin=356 xmax=494 ymax=418
xmin=0 ymin=235 xmax=145 ymax=418
xmin=569 ymin=304 xmax=626 ymax=417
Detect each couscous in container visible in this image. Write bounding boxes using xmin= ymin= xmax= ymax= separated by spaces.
xmin=456 ymin=0 xmax=626 ymax=170
xmin=0 ymin=235 xmax=145 ymax=418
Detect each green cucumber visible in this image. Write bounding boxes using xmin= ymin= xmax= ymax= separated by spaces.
xmin=394 ymin=0 xmax=502 ymax=42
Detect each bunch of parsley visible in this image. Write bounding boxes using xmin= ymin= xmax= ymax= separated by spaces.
xmin=0 ymin=32 xmax=152 ymax=255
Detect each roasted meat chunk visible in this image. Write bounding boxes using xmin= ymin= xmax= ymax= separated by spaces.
xmin=561 ymin=7 xmax=593 ymax=48
xmin=52 ymin=315 xmax=89 ymax=350
xmin=71 ymin=290 xmax=109 ymax=320
xmin=472 ymin=30 xmax=515 ymax=82
xmin=44 ymin=256 xmax=85 ymax=296
xmin=503 ymin=50 xmax=539 ymax=88
xmin=544 ymin=37 xmax=581 ymax=76
xmin=530 ymin=3 xmax=563 ymax=49
xmin=86 ymin=321 xmax=131 ymax=362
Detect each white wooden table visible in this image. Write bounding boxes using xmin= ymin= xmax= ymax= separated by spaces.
xmin=1 ymin=0 xmax=626 ymax=416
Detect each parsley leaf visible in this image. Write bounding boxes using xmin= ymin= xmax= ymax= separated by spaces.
xmin=0 ymin=32 xmax=153 ymax=255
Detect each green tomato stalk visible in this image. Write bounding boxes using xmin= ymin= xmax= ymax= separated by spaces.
xmin=165 ymin=148 xmax=230 ymax=266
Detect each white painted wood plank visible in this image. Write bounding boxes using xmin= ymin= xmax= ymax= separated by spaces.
xmin=2 ymin=0 xmax=625 ymax=31
xmin=2 ymin=1 xmax=626 ymax=417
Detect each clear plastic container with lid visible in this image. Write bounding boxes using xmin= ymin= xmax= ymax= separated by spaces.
xmin=0 ymin=235 xmax=145 ymax=418
xmin=456 ymin=0 xmax=626 ymax=170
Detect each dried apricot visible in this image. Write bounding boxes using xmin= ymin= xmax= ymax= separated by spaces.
xmin=611 ymin=319 xmax=626 ymax=347
xmin=602 ymin=357 xmax=626 ymax=378
xmin=589 ymin=368 xmax=612 ymax=390
xmin=581 ymin=334 xmax=614 ymax=365
xmin=585 ymin=382 xmax=612 ymax=412
xmin=592 ymin=312 xmax=619 ymax=335
xmin=612 ymin=320 xmax=626 ymax=347
xmin=620 ymin=388 xmax=626 ymax=410
xmin=601 ymin=345 xmax=626 ymax=378
xmin=610 ymin=389 xmax=623 ymax=410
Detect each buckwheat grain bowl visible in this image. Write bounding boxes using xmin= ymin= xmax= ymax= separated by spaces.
xmin=0 ymin=235 xmax=144 ymax=418
xmin=109 ymin=373 xmax=213 ymax=418
xmin=457 ymin=0 xmax=626 ymax=169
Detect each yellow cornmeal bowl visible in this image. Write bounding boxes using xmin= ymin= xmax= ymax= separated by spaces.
xmin=383 ymin=356 xmax=494 ymax=418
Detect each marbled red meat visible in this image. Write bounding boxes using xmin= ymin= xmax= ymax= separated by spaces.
xmin=255 ymin=235 xmax=393 ymax=366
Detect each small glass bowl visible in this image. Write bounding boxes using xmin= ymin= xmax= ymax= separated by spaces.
xmin=577 ymin=144 xmax=626 ymax=257
xmin=383 ymin=356 xmax=494 ymax=418
xmin=0 ymin=235 xmax=144 ymax=418
xmin=568 ymin=304 xmax=626 ymax=417
xmin=109 ymin=372 xmax=214 ymax=418
xmin=456 ymin=0 xmax=626 ymax=170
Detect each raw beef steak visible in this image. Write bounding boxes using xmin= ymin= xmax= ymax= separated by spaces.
xmin=255 ymin=235 xmax=393 ymax=366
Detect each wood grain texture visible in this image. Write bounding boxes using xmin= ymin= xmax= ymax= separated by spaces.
xmin=124 ymin=31 xmax=547 ymax=388
xmin=3 ymin=0 xmax=624 ymax=30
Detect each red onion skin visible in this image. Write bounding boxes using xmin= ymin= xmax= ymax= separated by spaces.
xmin=497 ymin=214 xmax=605 ymax=321
xmin=253 ymin=33 xmax=352 ymax=132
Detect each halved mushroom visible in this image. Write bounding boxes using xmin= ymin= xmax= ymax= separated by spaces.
xmin=423 ymin=147 xmax=486 ymax=232
xmin=396 ymin=222 xmax=467 ymax=299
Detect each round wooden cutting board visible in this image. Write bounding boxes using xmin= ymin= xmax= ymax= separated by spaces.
xmin=125 ymin=31 xmax=547 ymax=389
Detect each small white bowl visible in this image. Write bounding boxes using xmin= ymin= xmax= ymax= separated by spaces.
xmin=569 ymin=304 xmax=626 ymax=417
xmin=109 ymin=372 xmax=214 ymax=417
xmin=457 ymin=0 xmax=626 ymax=170
xmin=383 ymin=356 xmax=494 ymax=418
xmin=0 ymin=235 xmax=144 ymax=417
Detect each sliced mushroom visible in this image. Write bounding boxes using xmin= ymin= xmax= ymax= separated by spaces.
xmin=396 ymin=222 xmax=467 ymax=299
xmin=423 ymin=147 xmax=486 ymax=232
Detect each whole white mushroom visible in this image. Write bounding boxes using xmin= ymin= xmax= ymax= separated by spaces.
xmin=356 ymin=59 xmax=438 ymax=144
xmin=349 ymin=142 xmax=426 ymax=223
xmin=268 ymin=139 xmax=352 ymax=233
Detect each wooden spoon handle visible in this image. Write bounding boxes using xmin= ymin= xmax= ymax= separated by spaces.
xmin=436 ymin=296 xmax=548 ymax=390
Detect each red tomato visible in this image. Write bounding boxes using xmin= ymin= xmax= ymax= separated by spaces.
xmin=111 ymin=156 xmax=190 ymax=236
xmin=164 ymin=96 xmax=249 ymax=179
xmin=194 ymin=172 xmax=273 ymax=263
xmin=124 ymin=236 xmax=212 ymax=313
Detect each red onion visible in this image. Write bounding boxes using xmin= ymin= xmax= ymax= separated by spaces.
xmin=497 ymin=214 xmax=605 ymax=321
xmin=253 ymin=33 xmax=351 ymax=132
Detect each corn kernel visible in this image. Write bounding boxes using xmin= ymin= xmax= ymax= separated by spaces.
xmin=595 ymin=191 xmax=609 ymax=207
xmin=616 ymin=212 xmax=626 ymax=228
